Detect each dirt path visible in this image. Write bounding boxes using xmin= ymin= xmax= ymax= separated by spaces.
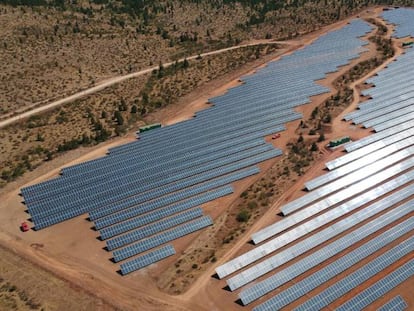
xmin=0 ymin=40 xmax=291 ymax=129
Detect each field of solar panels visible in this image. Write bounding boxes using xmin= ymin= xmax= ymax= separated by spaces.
xmin=0 ymin=6 xmax=413 ymax=311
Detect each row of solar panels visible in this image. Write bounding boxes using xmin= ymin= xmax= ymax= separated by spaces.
xmin=215 ymin=11 xmax=413 ymax=308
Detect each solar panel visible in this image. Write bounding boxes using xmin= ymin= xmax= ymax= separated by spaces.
xmin=295 ymin=244 xmax=414 ymax=311
xmin=377 ymin=296 xmax=408 ymax=311
xmin=335 ymin=259 xmax=414 ymax=311
xmin=99 ymin=186 xmax=232 ymax=239
xmin=120 ymin=245 xmax=176 ymax=275
xmin=305 ymin=138 xmax=414 ymax=190
xmin=281 ymin=146 xmax=414 ymax=215
xmin=106 ymin=208 xmax=203 ymax=250
xmin=112 ymin=216 xmax=213 ymax=262
xmin=344 ymin=123 xmax=414 ymax=152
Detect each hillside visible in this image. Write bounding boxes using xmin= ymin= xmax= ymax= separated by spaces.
xmin=0 ymin=0 xmax=396 ymax=115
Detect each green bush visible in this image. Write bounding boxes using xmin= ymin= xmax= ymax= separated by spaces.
xmin=236 ymin=210 xmax=250 ymax=222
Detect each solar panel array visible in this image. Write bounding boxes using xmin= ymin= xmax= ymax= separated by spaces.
xmin=377 ymin=296 xmax=408 ymax=311
xmin=18 ymin=19 xmax=373 ymax=274
xmin=215 ymin=10 xmax=414 ymax=308
xmin=382 ymin=7 xmax=414 ymax=38
xmin=293 ymin=236 xmax=414 ymax=311
xmin=336 ymin=259 xmax=414 ymax=311
xmin=252 ymin=220 xmax=413 ymax=311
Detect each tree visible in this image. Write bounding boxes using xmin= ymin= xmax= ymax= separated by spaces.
xmin=157 ymin=62 xmax=164 ymax=78
xmin=119 ymin=98 xmax=127 ymax=111
xmin=45 ymin=149 xmax=53 ymax=161
xmin=310 ymin=142 xmax=318 ymax=152
xmin=318 ymin=133 xmax=325 ymax=142
xmin=114 ymin=111 xmax=124 ymax=125
xmin=142 ymin=92 xmax=149 ymax=104
xmin=311 ymin=107 xmax=318 ymax=119
xmin=297 ymin=134 xmax=304 ymax=143
xmin=236 ymin=210 xmax=250 ymax=222
xmin=36 ymin=132 xmax=44 ymax=142
xmin=131 ymin=105 xmax=138 ymax=113
xmin=323 ymin=113 xmax=332 ymax=123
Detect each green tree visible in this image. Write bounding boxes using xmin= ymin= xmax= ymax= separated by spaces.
xmin=114 ymin=111 xmax=124 ymax=125
xmin=236 ymin=210 xmax=250 ymax=222
xmin=318 ymin=133 xmax=325 ymax=142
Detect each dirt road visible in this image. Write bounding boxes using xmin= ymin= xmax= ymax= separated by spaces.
xmin=0 ymin=40 xmax=291 ymax=129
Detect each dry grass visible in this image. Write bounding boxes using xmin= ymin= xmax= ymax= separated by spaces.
xmin=0 ymin=244 xmax=113 ymax=311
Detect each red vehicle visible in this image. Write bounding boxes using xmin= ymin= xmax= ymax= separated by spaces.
xmin=272 ymin=133 xmax=281 ymax=139
xmin=20 ymin=222 xmax=30 ymax=232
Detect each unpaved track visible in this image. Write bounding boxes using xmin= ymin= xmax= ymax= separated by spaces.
xmin=0 ymin=40 xmax=291 ymax=129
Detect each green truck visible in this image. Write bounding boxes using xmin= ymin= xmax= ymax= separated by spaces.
xmin=329 ymin=136 xmax=350 ymax=148
xmin=139 ymin=123 xmax=162 ymax=133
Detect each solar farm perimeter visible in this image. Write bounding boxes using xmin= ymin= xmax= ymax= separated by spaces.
xmin=1 ymin=6 xmax=413 ymax=311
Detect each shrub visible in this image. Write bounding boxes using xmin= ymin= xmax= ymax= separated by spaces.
xmin=236 ymin=210 xmax=250 ymax=222
xmin=318 ymin=133 xmax=325 ymax=142
xmin=247 ymin=201 xmax=257 ymax=209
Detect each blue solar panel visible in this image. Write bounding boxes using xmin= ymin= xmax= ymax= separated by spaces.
xmin=377 ymin=296 xmax=408 ymax=311
xmin=120 ymin=245 xmax=176 ymax=275
xmin=336 ymin=259 xmax=414 ymax=311
xmin=106 ymin=208 xmax=203 ymax=250
xmin=113 ymin=216 xmax=213 ymax=262
xmin=98 ymin=186 xmax=233 ymax=238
